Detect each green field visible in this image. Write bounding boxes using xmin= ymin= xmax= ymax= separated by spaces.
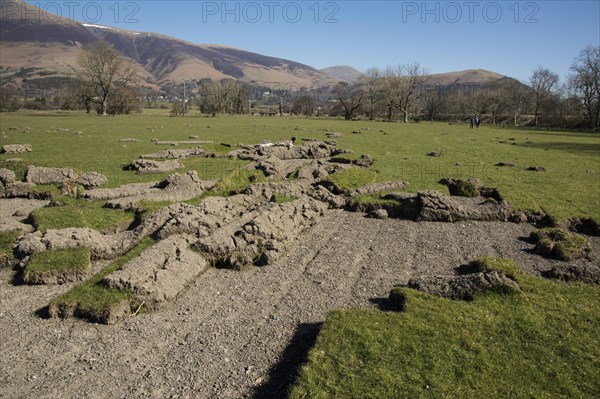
xmin=1 ymin=110 xmax=599 ymax=397
xmin=1 ymin=110 xmax=598 ymax=221
xmin=290 ymin=261 xmax=600 ymax=398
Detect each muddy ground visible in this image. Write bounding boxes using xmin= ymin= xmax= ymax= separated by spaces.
xmin=1 ymin=211 xmax=598 ymax=399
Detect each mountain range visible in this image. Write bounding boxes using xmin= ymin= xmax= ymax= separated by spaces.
xmin=0 ymin=0 xmax=515 ymax=90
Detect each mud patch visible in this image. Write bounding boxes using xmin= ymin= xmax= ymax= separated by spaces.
xmin=76 ymin=172 xmax=108 ymax=189
xmin=0 ymin=198 xmax=49 ymax=233
xmin=358 ymin=190 xmax=515 ymax=223
xmin=83 ymin=182 xmax=158 ymax=200
xmin=103 ymin=235 xmax=208 ymax=310
xmin=0 ymin=168 xmax=16 ymax=184
xmin=25 ymin=166 xmax=74 ymax=185
xmin=352 ymin=181 xmax=409 ymax=196
xmin=154 ymin=140 xmax=214 ymax=146
xmin=391 ymin=257 xmax=521 ymax=303
xmin=542 ymin=264 xmax=600 ymax=284
xmin=105 ymin=172 xmax=217 ymax=210
xmin=404 ymin=272 xmax=519 ymax=300
xmin=194 ymin=197 xmax=327 ymax=269
xmin=230 ymin=141 xmax=346 ymax=162
xmin=141 ymin=147 xmax=212 ymax=159
xmin=47 ymin=297 xmax=132 ymax=325
xmin=568 ymin=218 xmax=600 ymax=236
xmin=124 ymin=159 xmax=183 ymax=174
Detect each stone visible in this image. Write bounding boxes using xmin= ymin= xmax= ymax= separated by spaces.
xmin=369 ymin=209 xmax=388 ymax=219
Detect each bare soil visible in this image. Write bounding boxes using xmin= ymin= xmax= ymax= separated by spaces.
xmin=1 ymin=211 xmax=598 ymax=399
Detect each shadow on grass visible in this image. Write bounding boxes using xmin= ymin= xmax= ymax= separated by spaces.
xmin=252 ymin=322 xmax=322 ymax=399
xmin=523 ymin=141 xmax=600 ymax=155
xmin=497 ymin=126 xmax=600 ymax=138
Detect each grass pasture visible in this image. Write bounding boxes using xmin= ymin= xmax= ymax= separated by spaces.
xmin=1 ymin=110 xmax=598 ymax=222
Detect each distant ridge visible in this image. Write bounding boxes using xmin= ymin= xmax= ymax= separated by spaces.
xmin=0 ymin=0 xmax=328 ymax=87
xmin=427 ymin=69 xmax=508 ymax=86
xmin=0 ymin=0 xmax=518 ymax=90
xmin=321 ymin=65 xmax=364 ymax=83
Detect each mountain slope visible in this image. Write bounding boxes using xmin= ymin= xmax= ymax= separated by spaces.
xmin=0 ymin=0 xmax=328 ymax=87
xmin=0 ymin=1 xmax=519 ymax=91
xmin=427 ymin=69 xmax=507 ymax=86
xmin=321 ymin=65 xmax=364 ymax=83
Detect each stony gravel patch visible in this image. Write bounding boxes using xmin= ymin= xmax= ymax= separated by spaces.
xmin=1 ymin=212 xmax=598 ymax=399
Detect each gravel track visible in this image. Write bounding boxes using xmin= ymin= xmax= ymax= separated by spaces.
xmin=1 ymin=211 xmax=598 ymax=399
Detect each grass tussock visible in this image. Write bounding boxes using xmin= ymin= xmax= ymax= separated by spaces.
xmin=28 ymin=196 xmax=134 ymax=233
xmin=467 ymin=256 xmax=523 ymax=280
xmin=48 ymin=237 xmax=155 ymax=322
xmin=291 ymin=259 xmax=600 ymax=398
xmin=23 ymin=247 xmax=90 ymax=283
xmin=447 ymin=179 xmax=480 ymax=197
xmin=530 ymin=228 xmax=592 ymax=261
xmin=0 ymin=231 xmax=20 ymax=256
xmin=324 ymin=167 xmax=377 ymax=192
xmin=205 ymin=168 xmax=266 ymax=197
xmin=273 ymin=193 xmax=296 ymax=204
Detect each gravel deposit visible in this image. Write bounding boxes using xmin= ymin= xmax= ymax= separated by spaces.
xmin=1 ymin=212 xmax=598 ymax=399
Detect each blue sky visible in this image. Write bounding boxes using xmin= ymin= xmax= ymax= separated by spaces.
xmin=25 ymin=1 xmax=600 ymax=82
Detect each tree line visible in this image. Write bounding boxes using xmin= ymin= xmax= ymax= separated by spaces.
xmin=1 ymin=42 xmax=598 ymax=130
xmin=341 ymin=46 xmax=598 ymax=129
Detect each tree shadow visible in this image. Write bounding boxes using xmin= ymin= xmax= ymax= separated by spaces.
xmin=251 ymin=322 xmax=322 ymax=399
xmin=523 ymin=129 xmax=600 ymax=139
xmin=522 ymin=141 xmax=600 ymax=155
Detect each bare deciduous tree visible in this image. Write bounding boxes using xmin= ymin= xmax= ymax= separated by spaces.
xmin=78 ymin=41 xmax=138 ymax=116
xmin=199 ymin=79 xmax=248 ymax=116
xmin=385 ymin=63 xmax=429 ymax=122
xmin=359 ymin=67 xmax=384 ymax=120
xmin=529 ymin=66 xmax=559 ymax=126
xmin=569 ymin=45 xmax=600 ymax=129
xmin=291 ymin=95 xmax=316 ymax=116
xmin=334 ymin=82 xmax=364 ymax=120
xmin=505 ymin=80 xmax=529 ymax=126
xmin=481 ymin=82 xmax=506 ymax=124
